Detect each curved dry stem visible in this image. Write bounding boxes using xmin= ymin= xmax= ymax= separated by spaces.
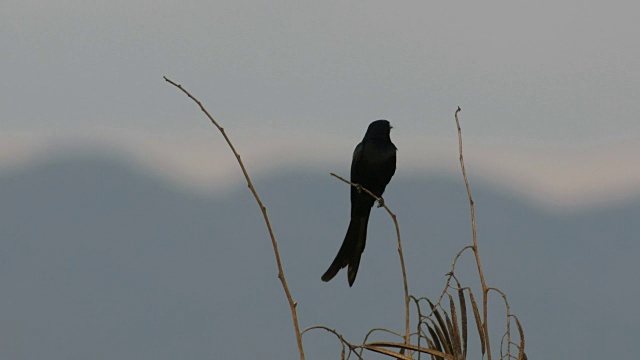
xmin=330 ymin=172 xmax=411 ymax=353
xmin=427 ymin=245 xmax=475 ymax=315
xmin=361 ymin=327 xmax=405 ymax=344
xmin=302 ymin=326 xmax=365 ymax=360
xmin=511 ymin=315 xmax=526 ymax=360
xmin=500 ymin=331 xmax=509 ymax=359
xmin=164 ymin=76 xmax=304 ymax=360
xmin=358 ymin=327 xmax=405 ymax=358
xmin=454 ymin=106 xmax=491 ymax=359
xmin=488 ymin=287 xmax=514 ymax=359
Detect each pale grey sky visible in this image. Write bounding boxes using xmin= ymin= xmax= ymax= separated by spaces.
xmin=3 ymin=0 xmax=638 ymax=139
xmin=2 ymin=0 xmax=639 ymax=204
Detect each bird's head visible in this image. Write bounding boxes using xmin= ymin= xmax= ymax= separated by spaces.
xmin=364 ymin=119 xmax=393 ymax=139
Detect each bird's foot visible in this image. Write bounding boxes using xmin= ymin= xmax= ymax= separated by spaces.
xmin=355 ymin=184 xmax=363 ymax=193
xmin=377 ymin=197 xmax=385 ymax=208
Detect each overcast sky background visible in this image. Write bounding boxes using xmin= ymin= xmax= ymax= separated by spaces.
xmin=2 ymin=0 xmax=640 ymax=208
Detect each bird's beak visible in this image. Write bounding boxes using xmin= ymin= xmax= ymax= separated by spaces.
xmin=390 ymin=125 xmax=393 ymax=130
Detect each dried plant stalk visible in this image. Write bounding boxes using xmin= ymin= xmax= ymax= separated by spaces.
xmin=330 ymin=172 xmax=411 ymax=353
xmin=455 ymin=106 xmax=492 ymax=359
xmin=164 ymin=77 xmax=305 ymax=360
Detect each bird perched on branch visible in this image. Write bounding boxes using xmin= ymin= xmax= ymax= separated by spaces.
xmin=321 ymin=120 xmax=397 ymax=286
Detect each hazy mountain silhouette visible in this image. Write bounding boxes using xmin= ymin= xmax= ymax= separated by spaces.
xmin=0 ymin=154 xmax=638 ymax=359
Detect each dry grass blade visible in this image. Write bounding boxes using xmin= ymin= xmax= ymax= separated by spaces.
xmin=363 ymin=345 xmax=413 ymax=360
xmin=425 ymin=337 xmax=443 ymax=360
xmin=443 ymin=309 xmax=460 ymax=358
xmin=431 ymin=318 xmax=453 ymax=355
xmin=514 ymin=316 xmax=525 ymax=360
xmin=458 ymin=289 xmax=468 ymax=358
xmin=448 ymin=294 xmax=462 ymax=357
xmin=426 ymin=323 xmax=444 ymax=355
xmin=366 ymin=342 xmax=454 ymax=360
xmin=469 ymin=291 xmax=486 ymax=356
xmin=428 ymin=301 xmax=453 ymax=354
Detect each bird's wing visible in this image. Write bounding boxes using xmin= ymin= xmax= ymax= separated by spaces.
xmin=352 ymin=141 xmax=364 ymax=163
xmin=350 ymin=141 xmax=365 ymax=181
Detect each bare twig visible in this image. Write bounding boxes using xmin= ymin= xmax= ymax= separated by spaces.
xmin=488 ymin=287 xmax=521 ymax=360
xmin=512 ymin=315 xmax=525 ymax=360
xmin=164 ymin=76 xmax=305 ymax=360
xmin=330 ymin=172 xmax=411 ymax=353
xmin=302 ymin=326 xmax=365 ymax=360
xmin=361 ymin=327 xmax=405 ymax=344
xmin=428 ymin=245 xmax=475 ymax=313
xmin=454 ymin=106 xmax=491 ymax=359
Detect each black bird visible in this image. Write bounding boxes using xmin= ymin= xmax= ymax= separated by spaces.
xmin=321 ymin=120 xmax=397 ymax=286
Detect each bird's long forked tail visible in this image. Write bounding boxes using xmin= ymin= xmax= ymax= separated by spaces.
xmin=321 ymin=215 xmax=369 ymax=286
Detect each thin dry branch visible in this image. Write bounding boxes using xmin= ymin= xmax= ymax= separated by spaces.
xmin=396 ymin=107 xmax=524 ymax=360
xmin=163 ymin=76 xmax=305 ymax=360
xmin=361 ymin=328 xmax=405 ymax=344
xmin=488 ymin=287 xmax=522 ymax=360
xmin=428 ymin=245 xmax=474 ymax=313
xmin=512 ymin=315 xmax=525 ymax=360
xmin=302 ymin=326 xmax=365 ymax=360
xmin=454 ymin=106 xmax=492 ymax=359
xmin=329 ymin=172 xmax=411 ymax=353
